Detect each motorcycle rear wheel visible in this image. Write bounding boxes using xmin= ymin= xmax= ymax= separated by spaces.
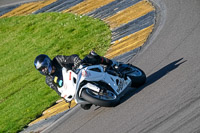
xmin=123 ymin=64 xmax=146 ymax=87
xmin=81 ymin=88 xmax=119 ymax=107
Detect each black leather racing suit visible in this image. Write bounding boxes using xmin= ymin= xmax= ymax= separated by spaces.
xmin=45 ymin=54 xmax=81 ymax=96
xmin=45 ymin=52 xmax=113 ymax=96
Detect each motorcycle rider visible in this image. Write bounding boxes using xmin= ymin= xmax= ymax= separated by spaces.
xmin=34 ymin=51 xmax=115 ymax=110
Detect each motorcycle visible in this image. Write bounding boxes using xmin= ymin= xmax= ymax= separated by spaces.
xmin=56 ymin=62 xmax=146 ymax=109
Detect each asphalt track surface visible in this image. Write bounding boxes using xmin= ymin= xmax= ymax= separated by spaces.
xmin=1 ymin=0 xmax=200 ymax=132
xmin=42 ymin=0 xmax=200 ymax=133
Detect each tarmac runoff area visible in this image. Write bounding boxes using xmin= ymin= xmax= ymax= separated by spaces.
xmin=0 ymin=0 xmax=156 ymax=131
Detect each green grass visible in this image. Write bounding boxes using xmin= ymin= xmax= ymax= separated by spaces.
xmin=0 ymin=12 xmax=111 ymax=133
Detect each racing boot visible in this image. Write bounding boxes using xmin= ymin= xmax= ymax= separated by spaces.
xmin=80 ymin=104 xmax=92 ymax=110
xmin=82 ymin=51 xmax=119 ymax=68
xmin=82 ymin=51 xmax=112 ymax=66
xmin=90 ymin=51 xmax=116 ymax=67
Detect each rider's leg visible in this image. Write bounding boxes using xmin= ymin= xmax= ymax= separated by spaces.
xmin=82 ymin=51 xmax=113 ymax=66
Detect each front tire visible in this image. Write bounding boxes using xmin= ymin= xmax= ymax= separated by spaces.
xmin=81 ymin=88 xmax=119 ymax=107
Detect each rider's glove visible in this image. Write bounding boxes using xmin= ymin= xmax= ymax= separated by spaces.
xmin=74 ymin=57 xmax=82 ymax=70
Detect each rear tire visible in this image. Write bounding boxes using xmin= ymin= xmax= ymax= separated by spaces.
xmin=81 ymin=88 xmax=119 ymax=107
xmin=123 ymin=65 xmax=146 ymax=87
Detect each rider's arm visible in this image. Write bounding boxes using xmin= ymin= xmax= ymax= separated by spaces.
xmin=54 ymin=55 xmax=82 ymax=69
xmin=46 ymin=76 xmax=61 ymax=96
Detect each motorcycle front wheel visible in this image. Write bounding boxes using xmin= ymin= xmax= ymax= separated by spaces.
xmin=81 ymin=88 xmax=120 ymax=107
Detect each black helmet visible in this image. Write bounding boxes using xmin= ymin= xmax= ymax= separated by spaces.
xmin=34 ymin=54 xmax=52 ymax=76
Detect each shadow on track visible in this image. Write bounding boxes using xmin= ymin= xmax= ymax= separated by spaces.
xmin=119 ymin=58 xmax=187 ymax=104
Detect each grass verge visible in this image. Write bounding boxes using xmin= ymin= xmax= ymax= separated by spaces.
xmin=0 ymin=12 xmax=111 ymax=132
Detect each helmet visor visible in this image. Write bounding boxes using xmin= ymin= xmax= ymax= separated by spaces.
xmin=37 ymin=58 xmax=52 ymax=75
